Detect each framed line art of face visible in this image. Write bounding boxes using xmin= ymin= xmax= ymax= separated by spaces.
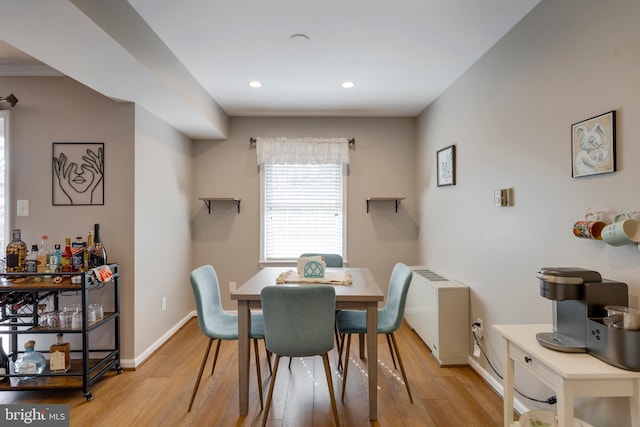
xmin=52 ymin=142 xmax=104 ymax=206
xmin=436 ymin=144 xmax=455 ymax=187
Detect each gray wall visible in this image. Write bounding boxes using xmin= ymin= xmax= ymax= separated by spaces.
xmin=193 ymin=116 xmax=419 ymax=308
xmin=417 ymin=0 xmax=640 ymax=425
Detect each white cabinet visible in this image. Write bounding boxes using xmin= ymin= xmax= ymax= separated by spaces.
xmin=404 ymin=267 xmax=469 ymax=365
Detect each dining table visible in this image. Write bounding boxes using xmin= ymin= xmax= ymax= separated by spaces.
xmin=231 ymin=266 xmax=384 ymax=421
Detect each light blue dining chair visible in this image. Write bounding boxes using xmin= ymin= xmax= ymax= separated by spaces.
xmin=260 ymin=285 xmax=341 ymax=427
xmin=299 ymin=253 xmax=344 ymax=268
xmin=337 ymin=262 xmax=413 ymax=403
xmin=300 ymin=253 xmax=345 ymax=367
xmin=188 ymin=265 xmax=269 ymax=412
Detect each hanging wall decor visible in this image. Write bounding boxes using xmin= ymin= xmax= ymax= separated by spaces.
xmin=571 ymin=110 xmax=616 ymax=178
xmin=437 ymin=144 xmax=456 ymax=187
xmin=52 ymin=142 xmax=104 ymax=206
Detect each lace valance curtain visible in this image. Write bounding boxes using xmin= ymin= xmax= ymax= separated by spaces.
xmin=255 ymin=137 xmax=350 ymax=165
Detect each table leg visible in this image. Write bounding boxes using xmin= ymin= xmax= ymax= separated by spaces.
xmin=631 ymin=379 xmax=640 ymax=427
xmin=366 ymin=303 xmax=378 ymax=421
xmin=503 ymin=340 xmax=515 ymax=427
xmin=557 ymin=381 xmax=574 ymax=427
xmin=238 ymin=300 xmax=250 ymax=416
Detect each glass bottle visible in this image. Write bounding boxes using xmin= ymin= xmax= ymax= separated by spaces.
xmin=37 ymin=235 xmax=51 ymax=273
xmin=85 ymin=230 xmax=93 ymax=269
xmin=49 ymin=244 xmax=62 ymax=273
xmin=0 ymin=337 xmax=9 ymax=382
xmin=6 ymin=229 xmax=27 ymax=273
xmin=61 ymin=238 xmax=73 ymax=273
xmin=91 ymin=224 xmax=107 ymax=267
xmin=14 ymin=340 xmax=46 ymax=380
xmin=49 ymin=334 xmax=70 ymax=373
xmin=25 ymin=244 xmax=38 ymax=273
xmin=71 ymin=236 xmax=84 ymax=272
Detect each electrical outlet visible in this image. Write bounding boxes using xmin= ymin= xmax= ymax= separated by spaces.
xmin=474 ymin=318 xmax=484 ymax=339
xmin=161 ymin=297 xmax=167 ymax=312
xmin=229 ymin=282 xmax=237 ymax=292
xmin=494 ymin=189 xmax=508 ymax=207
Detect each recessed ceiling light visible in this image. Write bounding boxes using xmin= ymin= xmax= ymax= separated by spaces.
xmin=249 ymin=81 xmax=262 ymax=88
xmin=342 ymin=81 xmax=355 ymax=89
xmin=290 ymin=33 xmax=310 ymax=42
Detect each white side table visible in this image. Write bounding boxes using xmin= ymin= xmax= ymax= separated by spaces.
xmin=494 ymin=324 xmax=640 ymax=427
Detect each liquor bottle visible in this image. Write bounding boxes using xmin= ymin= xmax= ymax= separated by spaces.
xmin=49 ymin=244 xmax=62 ymax=273
xmin=14 ymin=340 xmax=46 ymax=380
xmin=49 ymin=334 xmax=71 ymax=373
xmin=91 ymin=224 xmax=107 ymax=267
xmin=6 ymin=229 xmax=27 ymax=273
xmin=0 ymin=337 xmax=9 ymax=382
xmin=71 ymin=236 xmax=84 ymax=272
xmin=26 ymin=244 xmax=38 ymax=273
xmin=61 ymin=238 xmax=73 ymax=273
xmin=37 ymin=235 xmax=51 ymax=273
xmin=85 ymin=230 xmax=93 ymax=269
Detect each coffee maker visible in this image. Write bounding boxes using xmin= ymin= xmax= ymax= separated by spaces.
xmin=536 ymin=267 xmax=628 ymax=353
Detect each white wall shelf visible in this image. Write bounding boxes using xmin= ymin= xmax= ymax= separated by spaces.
xmin=365 ymin=197 xmax=405 ymax=213
xmin=199 ymin=197 xmax=241 ymax=214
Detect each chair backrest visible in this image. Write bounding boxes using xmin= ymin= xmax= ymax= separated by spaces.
xmin=190 ymin=265 xmax=226 ymax=337
xmin=261 ymin=285 xmax=336 ymax=357
xmin=299 ymin=253 xmax=344 ymax=268
xmin=379 ymin=263 xmax=413 ymax=332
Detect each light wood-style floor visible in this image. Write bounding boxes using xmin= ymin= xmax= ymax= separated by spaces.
xmin=0 ymin=318 xmax=505 ymax=426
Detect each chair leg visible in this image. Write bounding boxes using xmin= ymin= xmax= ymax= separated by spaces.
xmin=386 ymin=333 xmax=397 ymax=369
xmin=322 ymin=353 xmax=341 ymax=427
xmin=341 ymin=334 xmax=352 ymax=402
xmin=210 ymin=339 xmax=222 ymax=375
xmin=389 ymin=333 xmax=413 ymax=403
xmin=334 ymin=322 xmax=343 ymax=370
xmin=253 ymin=338 xmax=264 ymax=411
xmin=188 ymin=338 xmax=215 ymax=412
xmin=262 ymin=355 xmax=281 ymax=427
xmin=288 ymin=357 xmax=293 ymax=369
xmin=266 ymin=349 xmax=273 ymax=375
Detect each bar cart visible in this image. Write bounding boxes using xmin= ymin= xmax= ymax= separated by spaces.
xmin=0 ymin=263 xmax=121 ymax=401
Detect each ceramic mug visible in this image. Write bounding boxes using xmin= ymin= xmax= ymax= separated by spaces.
xmin=573 ymin=220 xmax=606 ymax=240
xmin=573 ymin=209 xmax=606 ymax=240
xmin=602 ymin=213 xmax=640 ymax=246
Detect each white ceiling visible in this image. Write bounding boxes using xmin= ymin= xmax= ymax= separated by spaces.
xmin=0 ymin=0 xmax=541 ymax=139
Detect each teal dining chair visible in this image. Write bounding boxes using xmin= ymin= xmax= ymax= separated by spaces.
xmin=299 ymin=252 xmax=345 ymax=367
xmin=337 ymin=262 xmax=413 ymax=403
xmin=260 ymin=285 xmax=341 ymax=427
xmin=188 ymin=265 xmax=268 ymax=412
xmin=299 ymin=253 xmax=344 ymax=268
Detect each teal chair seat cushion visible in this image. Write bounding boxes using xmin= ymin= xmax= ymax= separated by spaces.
xmin=336 ymin=309 xmax=396 ymax=335
xmin=200 ymin=311 xmax=265 ymax=340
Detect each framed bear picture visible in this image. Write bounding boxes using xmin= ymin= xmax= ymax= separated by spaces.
xmin=571 ymin=111 xmax=616 ymax=178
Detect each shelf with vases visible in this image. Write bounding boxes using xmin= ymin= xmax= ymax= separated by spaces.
xmin=198 ymin=197 xmax=241 ymax=214
xmin=365 ymin=197 xmax=405 ymax=213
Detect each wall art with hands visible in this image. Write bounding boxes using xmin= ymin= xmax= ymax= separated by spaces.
xmin=52 ymin=142 xmax=104 ymax=206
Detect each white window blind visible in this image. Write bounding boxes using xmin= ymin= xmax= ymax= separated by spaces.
xmin=262 ymin=163 xmax=345 ymax=261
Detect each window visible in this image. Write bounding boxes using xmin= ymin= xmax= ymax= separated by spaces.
xmin=0 ymin=111 xmax=10 ymax=251
xmin=261 ymin=163 xmax=346 ymax=262
xmin=257 ymin=137 xmax=349 ymax=263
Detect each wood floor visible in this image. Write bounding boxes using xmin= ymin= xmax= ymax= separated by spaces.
xmin=0 ymin=318 xmax=505 ymax=426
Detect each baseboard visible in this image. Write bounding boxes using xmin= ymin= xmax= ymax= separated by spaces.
xmin=468 ymin=355 xmax=529 ymax=415
xmin=120 ymin=311 xmax=196 ymax=369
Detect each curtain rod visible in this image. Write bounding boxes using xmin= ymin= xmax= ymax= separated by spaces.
xmin=249 ymin=137 xmax=355 ymax=149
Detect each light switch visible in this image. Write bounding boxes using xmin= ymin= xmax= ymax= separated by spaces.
xmin=494 ymin=189 xmax=508 ymax=207
xmin=17 ymin=200 xmax=29 ymax=216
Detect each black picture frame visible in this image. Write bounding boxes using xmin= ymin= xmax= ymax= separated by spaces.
xmin=437 ymin=144 xmax=456 ymax=187
xmin=571 ymin=110 xmax=616 ymax=178
xmin=52 ymin=142 xmax=104 ymax=206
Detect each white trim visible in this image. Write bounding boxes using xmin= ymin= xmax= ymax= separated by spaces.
xmin=468 ymin=355 xmax=530 ymax=415
xmin=0 ymin=110 xmax=11 ymax=247
xmin=120 ymin=311 xmax=196 ymax=369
